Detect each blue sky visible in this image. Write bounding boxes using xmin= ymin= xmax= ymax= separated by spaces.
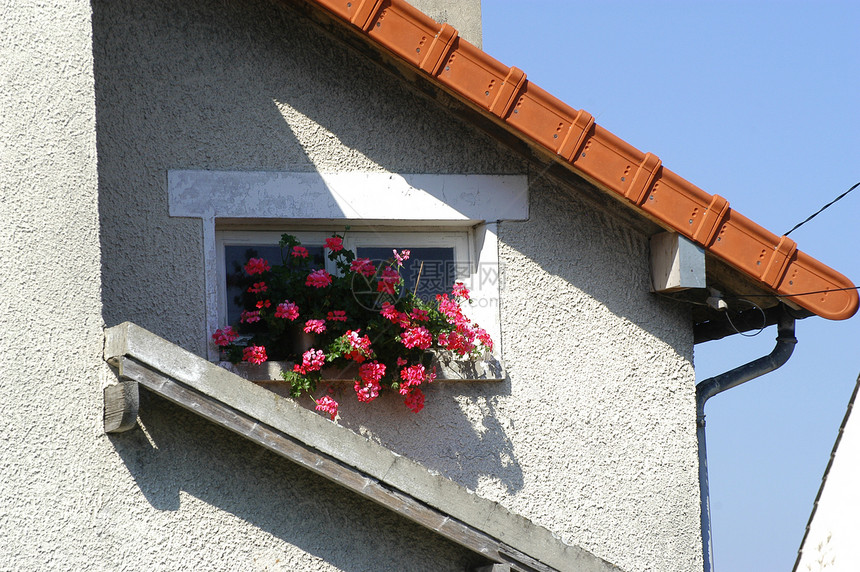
xmin=482 ymin=2 xmax=859 ymax=570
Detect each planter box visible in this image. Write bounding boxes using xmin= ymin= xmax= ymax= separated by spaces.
xmin=218 ymin=352 xmax=505 ymax=388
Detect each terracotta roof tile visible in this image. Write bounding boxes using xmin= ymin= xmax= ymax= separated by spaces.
xmin=303 ymin=0 xmax=858 ymax=320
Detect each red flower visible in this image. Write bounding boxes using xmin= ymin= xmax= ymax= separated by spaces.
xmin=326 ymin=310 xmax=347 ymax=322
xmin=255 ymin=299 xmax=271 ymax=309
xmin=359 ymin=361 xmax=386 ymax=384
xmin=247 ymin=282 xmax=268 ymax=294
xmin=299 ymin=348 xmax=326 ymax=372
xmin=381 ymin=302 xmax=399 ymax=322
xmin=436 ymin=293 xmax=463 ymax=323
xmin=342 ymin=330 xmax=373 ymax=363
xmin=404 ymin=388 xmax=425 ymax=413
xmin=355 ymin=361 xmax=385 ymax=403
xmin=452 ymin=282 xmax=470 ymax=300
xmin=303 ymin=319 xmax=326 ymax=334
xmin=305 ymin=269 xmax=332 ymax=288
xmin=410 ymin=308 xmax=429 ymax=322
xmin=393 ymin=249 xmax=410 ymax=265
xmin=377 ymin=266 xmax=400 ymax=294
xmin=315 ymin=395 xmax=338 ymax=420
xmin=399 ymin=364 xmax=426 ymax=393
xmin=211 ymin=326 xmax=238 ymax=347
xmin=350 ymin=258 xmax=376 ymax=277
xmin=476 ymin=328 xmax=494 ymax=351
xmin=240 ymin=310 xmax=261 ymax=324
xmin=291 ymin=246 xmax=309 ymax=259
xmin=400 ymin=326 xmax=432 ymax=350
xmin=325 ymin=236 xmax=344 ymax=252
xmin=275 ymin=301 xmax=299 ymax=320
xmin=243 ymin=345 xmax=267 ymax=365
xmin=244 ymin=257 xmax=270 ymax=276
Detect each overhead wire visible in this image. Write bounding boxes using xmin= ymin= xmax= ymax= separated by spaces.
xmin=784 ymin=180 xmax=860 ymax=236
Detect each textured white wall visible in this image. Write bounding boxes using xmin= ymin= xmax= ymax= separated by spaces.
xmin=0 ymin=0 xmax=705 ymax=570
xmin=796 ymin=382 xmax=860 ymax=571
xmin=0 ymin=0 xmax=104 ymax=567
xmin=410 ymin=0 xmax=482 ymax=47
xmin=497 ymin=180 xmax=702 ymax=571
xmin=0 ymin=1 xmax=486 ymax=570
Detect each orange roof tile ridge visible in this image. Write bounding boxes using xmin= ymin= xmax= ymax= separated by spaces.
xmin=308 ymin=0 xmax=858 ymax=320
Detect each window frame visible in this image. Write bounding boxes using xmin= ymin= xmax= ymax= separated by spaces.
xmin=167 ymin=170 xmax=528 ymax=361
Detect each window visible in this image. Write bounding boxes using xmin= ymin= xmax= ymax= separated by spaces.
xmin=216 ymin=229 xmax=470 ymax=333
xmin=167 ymin=170 xmax=528 ymax=361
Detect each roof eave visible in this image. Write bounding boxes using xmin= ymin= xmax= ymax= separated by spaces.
xmin=291 ymin=0 xmax=857 ymax=321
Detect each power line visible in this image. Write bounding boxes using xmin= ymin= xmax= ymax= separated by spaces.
xmin=737 ymin=285 xmax=860 ymax=298
xmin=784 ymin=180 xmax=860 ymax=236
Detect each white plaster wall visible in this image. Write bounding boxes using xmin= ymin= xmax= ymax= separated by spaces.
xmin=410 ymin=0 xmax=482 ymax=47
xmin=497 ymin=180 xmax=702 ymax=571
xmin=0 ymin=0 xmax=104 ymax=567
xmin=0 ymin=0 xmax=485 ymax=570
xmin=796 ymin=381 xmax=860 ymax=571
xmin=90 ymin=0 xmax=702 ymax=570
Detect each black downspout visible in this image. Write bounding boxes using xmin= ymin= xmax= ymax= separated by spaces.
xmin=696 ymin=304 xmax=798 ymax=572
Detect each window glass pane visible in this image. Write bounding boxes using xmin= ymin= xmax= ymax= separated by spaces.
xmin=357 ymin=246 xmax=456 ymax=301
xmin=224 ymin=244 xmax=324 ymax=325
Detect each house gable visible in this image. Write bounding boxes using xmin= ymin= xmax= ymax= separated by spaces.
xmin=90 ymin=1 xmax=701 ymax=570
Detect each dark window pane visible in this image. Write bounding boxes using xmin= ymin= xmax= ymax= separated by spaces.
xmin=357 ymin=246 xmax=456 ymax=301
xmin=224 ymin=244 xmax=324 ymax=325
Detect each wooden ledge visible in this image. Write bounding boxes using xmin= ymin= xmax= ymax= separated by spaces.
xmin=103 ymin=322 xmax=618 ymax=572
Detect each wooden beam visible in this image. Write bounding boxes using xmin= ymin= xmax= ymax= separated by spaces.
xmin=103 ymin=376 xmax=138 ymax=433
xmin=103 ymin=322 xmax=620 ymax=572
xmin=112 ymin=356 xmax=557 ymax=572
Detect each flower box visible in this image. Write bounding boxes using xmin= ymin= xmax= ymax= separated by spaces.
xmin=219 ymin=351 xmax=504 ymax=385
xmin=212 ymin=232 xmax=498 ymax=418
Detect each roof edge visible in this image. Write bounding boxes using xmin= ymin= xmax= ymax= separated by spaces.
xmin=300 ymin=0 xmax=857 ymax=321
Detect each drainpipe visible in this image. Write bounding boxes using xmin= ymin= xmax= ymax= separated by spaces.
xmin=696 ymin=304 xmax=797 ymax=572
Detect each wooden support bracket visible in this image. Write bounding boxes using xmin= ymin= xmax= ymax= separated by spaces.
xmin=103 ymin=361 xmax=139 ymax=433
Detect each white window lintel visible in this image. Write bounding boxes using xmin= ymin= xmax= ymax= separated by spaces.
xmin=168 ymin=170 xmax=527 ymax=361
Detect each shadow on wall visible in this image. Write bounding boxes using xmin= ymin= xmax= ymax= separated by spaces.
xmin=92 ymin=0 xmax=520 ymax=355
xmin=110 ymin=390 xmax=488 ymax=571
xmin=337 ymin=380 xmax=525 ymax=495
xmin=92 ymin=0 xmax=527 ymax=501
xmin=92 ymin=0 xmax=321 ymax=352
xmin=499 ymin=175 xmax=693 ymax=356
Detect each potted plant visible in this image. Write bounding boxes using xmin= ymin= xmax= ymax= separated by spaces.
xmin=212 ymin=232 xmax=493 ymax=418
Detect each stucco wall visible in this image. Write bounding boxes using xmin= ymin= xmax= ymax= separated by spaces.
xmin=498 ymin=180 xmax=702 ymax=570
xmin=795 ymin=378 xmax=860 ymax=571
xmin=0 ymin=1 xmax=483 ymax=570
xmin=410 ymin=0 xmax=482 ymax=47
xmin=1 ymin=0 xmax=103 ymax=568
xmin=90 ymin=0 xmax=702 ymax=571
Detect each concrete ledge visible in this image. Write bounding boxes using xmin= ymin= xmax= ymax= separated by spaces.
xmin=104 ymin=322 xmax=620 ymax=572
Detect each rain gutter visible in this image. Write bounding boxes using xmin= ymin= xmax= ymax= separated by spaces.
xmin=695 ymin=304 xmax=798 ymax=572
xmin=295 ymin=0 xmax=858 ymax=321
